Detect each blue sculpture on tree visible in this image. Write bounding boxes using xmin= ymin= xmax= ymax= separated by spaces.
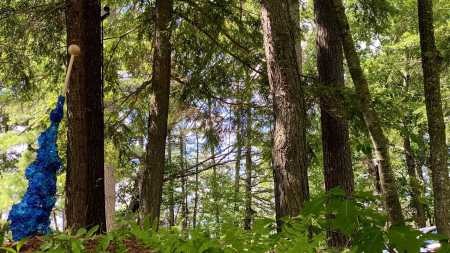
xmin=8 ymin=96 xmax=65 ymax=241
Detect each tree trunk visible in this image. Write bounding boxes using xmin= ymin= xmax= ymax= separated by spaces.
xmin=180 ymin=132 xmax=189 ymax=230
xmin=260 ymin=0 xmax=309 ymax=219
xmin=208 ymin=100 xmax=220 ymax=226
xmin=403 ymin=132 xmax=427 ymax=227
xmin=330 ymin=0 xmax=404 ymax=226
xmin=244 ymin=108 xmax=253 ymax=230
xmin=193 ymin=131 xmax=199 ymax=228
xmin=417 ymin=0 xmax=449 ymax=236
xmin=52 ymin=210 xmax=59 ymax=232
xmin=140 ymin=0 xmax=173 ymax=228
xmin=365 ymin=154 xmax=383 ymax=195
xmin=314 ymin=0 xmax=354 ymax=247
xmin=167 ymin=133 xmax=175 ymax=226
xmin=104 ymin=165 xmax=116 ymax=232
xmin=65 ymin=0 xmax=106 ymax=232
xmin=288 ymin=0 xmax=302 ymax=74
xmin=234 ymin=108 xmax=242 ymax=214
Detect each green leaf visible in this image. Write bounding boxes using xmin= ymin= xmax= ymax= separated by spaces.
xmin=71 ymin=240 xmax=83 ymax=253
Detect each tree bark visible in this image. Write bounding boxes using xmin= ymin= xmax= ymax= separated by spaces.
xmin=314 ymin=0 xmax=354 ymax=247
xmin=244 ymin=108 xmax=253 ymax=230
xmin=288 ymin=0 xmax=302 ymax=74
xmin=65 ymin=0 xmax=106 ymax=232
xmin=180 ymin=132 xmax=189 ymax=230
xmin=234 ymin=108 xmax=242 ymax=214
xmin=167 ymin=133 xmax=175 ymax=226
xmin=417 ymin=0 xmax=449 ymax=236
xmin=260 ymin=0 xmax=309 ymax=219
xmin=330 ymin=0 xmax=404 ymax=226
xmin=140 ymin=0 xmax=173 ymax=228
xmin=104 ymin=165 xmax=116 ymax=232
xmin=208 ymin=100 xmax=221 ymax=226
xmin=403 ymin=132 xmax=427 ymax=227
xmin=193 ymin=131 xmax=199 ymax=228
xmin=364 ymin=154 xmax=383 ymax=195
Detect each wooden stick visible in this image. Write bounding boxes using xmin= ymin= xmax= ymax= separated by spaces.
xmin=62 ymin=44 xmax=81 ymax=96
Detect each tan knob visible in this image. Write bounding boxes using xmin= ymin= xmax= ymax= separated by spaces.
xmin=68 ymin=44 xmax=81 ymax=56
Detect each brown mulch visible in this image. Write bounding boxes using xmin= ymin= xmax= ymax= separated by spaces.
xmin=2 ymin=236 xmax=154 ymax=253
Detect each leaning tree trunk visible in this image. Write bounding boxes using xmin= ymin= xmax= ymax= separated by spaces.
xmin=65 ymin=0 xmax=106 ymax=232
xmin=314 ymin=0 xmax=354 ymax=247
xmin=330 ymin=0 xmax=404 ymax=226
xmin=417 ymin=0 xmax=449 ymax=236
xmin=260 ymin=0 xmax=309 ymax=220
xmin=244 ymin=108 xmax=253 ymax=230
xmin=403 ymin=132 xmax=427 ymax=227
xmin=141 ymin=0 xmax=173 ymax=227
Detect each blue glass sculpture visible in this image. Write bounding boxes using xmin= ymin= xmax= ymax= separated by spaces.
xmin=8 ymin=96 xmax=65 ymax=241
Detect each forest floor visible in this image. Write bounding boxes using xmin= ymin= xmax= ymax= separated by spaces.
xmin=2 ymin=236 xmax=155 ymax=253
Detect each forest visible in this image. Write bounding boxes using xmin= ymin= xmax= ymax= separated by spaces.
xmin=0 ymin=0 xmax=449 ymax=252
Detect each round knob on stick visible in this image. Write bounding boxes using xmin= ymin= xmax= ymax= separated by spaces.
xmin=68 ymin=44 xmax=81 ymax=56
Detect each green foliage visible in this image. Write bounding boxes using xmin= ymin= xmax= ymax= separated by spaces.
xmin=8 ymin=191 xmax=444 ymax=253
xmin=36 ymin=226 xmax=99 ymax=253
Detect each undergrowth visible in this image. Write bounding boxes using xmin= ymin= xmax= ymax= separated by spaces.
xmin=1 ymin=189 xmax=448 ymax=253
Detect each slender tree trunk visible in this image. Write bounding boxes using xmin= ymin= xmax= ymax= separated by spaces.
xmin=140 ymin=0 xmax=173 ymax=228
xmin=65 ymin=0 xmax=106 ymax=232
xmin=403 ymin=132 xmax=427 ymax=227
xmin=167 ymin=133 xmax=175 ymax=226
xmin=365 ymin=154 xmax=383 ymax=195
xmin=104 ymin=165 xmax=116 ymax=232
xmin=244 ymin=108 xmax=253 ymax=230
xmin=314 ymin=0 xmax=354 ymax=247
xmin=330 ymin=0 xmax=404 ymax=226
xmin=193 ymin=131 xmax=199 ymax=228
xmin=207 ymin=100 xmax=220 ymax=226
xmin=417 ymin=0 xmax=449 ymax=236
xmin=180 ymin=132 xmax=189 ymax=230
xmin=234 ymin=108 xmax=242 ymax=214
xmin=52 ymin=210 xmax=59 ymax=232
xmin=260 ymin=0 xmax=309 ymax=220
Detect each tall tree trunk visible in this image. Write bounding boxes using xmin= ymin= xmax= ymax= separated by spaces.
xmin=140 ymin=0 xmax=173 ymax=227
xmin=244 ymin=108 xmax=253 ymax=230
xmin=417 ymin=0 xmax=449 ymax=236
xmin=234 ymin=108 xmax=242 ymax=214
xmin=65 ymin=0 xmax=106 ymax=232
xmin=330 ymin=0 xmax=404 ymax=226
xmin=193 ymin=131 xmax=199 ymax=228
xmin=260 ymin=0 xmax=309 ymax=220
xmin=403 ymin=131 xmax=427 ymax=227
xmin=314 ymin=0 xmax=354 ymax=247
xmin=180 ymin=132 xmax=189 ymax=230
xmin=167 ymin=133 xmax=175 ymax=226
